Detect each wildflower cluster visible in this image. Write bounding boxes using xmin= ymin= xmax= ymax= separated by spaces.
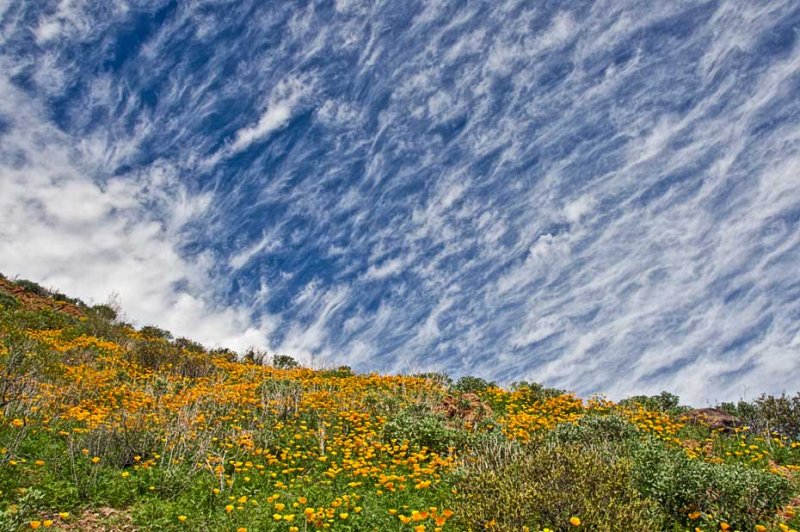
xmin=0 ymin=276 xmax=798 ymax=531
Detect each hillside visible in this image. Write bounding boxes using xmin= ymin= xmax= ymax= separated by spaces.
xmin=0 ymin=274 xmax=798 ymax=531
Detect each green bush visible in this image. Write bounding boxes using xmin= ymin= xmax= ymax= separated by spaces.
xmin=454 ymin=439 xmax=665 ymax=530
xmin=550 ymin=413 xmax=639 ymax=444
xmin=14 ymin=279 xmax=49 ymax=296
xmin=272 ymin=354 xmax=300 ymax=369
xmin=618 ymin=391 xmax=689 ymax=414
xmin=510 ymin=380 xmax=566 ymax=402
xmin=382 ymin=406 xmax=469 ymax=453
xmin=0 ymin=291 xmax=19 ymax=309
xmin=139 ymin=325 xmax=173 ymax=340
xmin=720 ymin=393 xmax=800 ymax=440
xmin=631 ymin=439 xmax=792 ymax=529
xmin=453 ymin=375 xmax=494 ymax=394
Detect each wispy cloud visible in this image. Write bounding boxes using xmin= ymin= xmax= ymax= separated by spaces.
xmin=1 ymin=1 xmax=798 ymax=405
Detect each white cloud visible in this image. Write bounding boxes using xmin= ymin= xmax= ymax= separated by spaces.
xmin=0 ymin=76 xmax=273 ymax=353
xmin=227 ymin=77 xmax=310 ymax=155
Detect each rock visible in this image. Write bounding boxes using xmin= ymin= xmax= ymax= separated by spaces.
xmin=683 ymin=408 xmax=741 ymax=432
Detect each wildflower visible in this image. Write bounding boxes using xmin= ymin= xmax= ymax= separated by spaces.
xmin=414 ymin=526 xmax=426 ymax=532
xmin=43 ymin=521 xmax=53 ymax=528
xmin=569 ymin=516 xmax=581 ymax=526
xmin=720 ymin=523 xmax=730 ymax=531
xmin=225 ymin=504 xmax=234 ymax=513
xmin=91 ymin=456 xmax=101 ymax=464
xmin=755 ymin=526 xmax=767 ymax=532
xmin=340 ymin=512 xmax=349 ymax=519
xmin=121 ymin=471 xmax=130 ymax=478
xmin=237 ymin=528 xmax=247 ymax=532
xmin=688 ymin=511 xmax=702 ymax=520
xmin=30 ymin=522 xmax=41 ymax=530
xmin=58 ymin=513 xmax=69 ymax=519
xmin=11 ymin=418 xmax=24 ymax=428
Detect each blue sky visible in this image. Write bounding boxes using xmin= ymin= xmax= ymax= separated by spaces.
xmin=1 ymin=1 xmax=799 ymax=404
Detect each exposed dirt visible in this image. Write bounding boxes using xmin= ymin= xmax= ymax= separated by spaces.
xmin=435 ymin=392 xmax=493 ymax=427
xmin=60 ymin=507 xmax=136 ymax=531
xmin=0 ymin=277 xmax=83 ymax=317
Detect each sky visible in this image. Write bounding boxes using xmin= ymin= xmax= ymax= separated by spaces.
xmin=0 ymin=1 xmax=799 ymax=404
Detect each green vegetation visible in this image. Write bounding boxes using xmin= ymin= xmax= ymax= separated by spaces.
xmin=0 ymin=275 xmax=798 ymax=531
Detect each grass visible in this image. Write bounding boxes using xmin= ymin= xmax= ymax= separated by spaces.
xmin=0 ymin=275 xmax=798 ymax=531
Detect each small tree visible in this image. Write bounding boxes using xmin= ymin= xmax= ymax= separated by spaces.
xmin=272 ymin=354 xmax=300 ymax=369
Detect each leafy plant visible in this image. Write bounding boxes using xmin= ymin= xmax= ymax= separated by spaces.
xmin=631 ymin=438 xmax=792 ymax=530
xmin=454 ymin=438 xmax=665 ymax=530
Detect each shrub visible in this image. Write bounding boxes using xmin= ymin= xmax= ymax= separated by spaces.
xmin=90 ymin=304 xmax=118 ymax=322
xmin=243 ymin=347 xmax=268 ymax=365
xmin=631 ymin=438 xmax=792 ymax=530
xmin=0 ymin=291 xmax=19 ymax=309
xmin=382 ymin=405 xmax=470 ymax=453
xmin=619 ymin=391 xmax=689 ymax=414
xmin=720 ymin=393 xmax=800 ymax=440
xmin=272 ymin=354 xmax=300 ymax=369
xmin=14 ymin=279 xmax=49 ymax=297
xmin=139 ymin=325 xmax=173 ymax=340
xmin=510 ymin=380 xmax=568 ymax=404
xmin=550 ymin=413 xmax=639 ymax=444
xmin=453 ymin=375 xmax=494 ymax=394
xmin=454 ymin=439 xmax=665 ymax=530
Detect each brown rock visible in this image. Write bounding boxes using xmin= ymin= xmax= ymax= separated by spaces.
xmin=683 ymin=408 xmax=741 ymax=432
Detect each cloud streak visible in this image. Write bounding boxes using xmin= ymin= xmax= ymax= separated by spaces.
xmin=1 ymin=1 xmax=798 ymax=404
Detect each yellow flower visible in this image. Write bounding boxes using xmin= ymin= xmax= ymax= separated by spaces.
xmin=755 ymin=526 xmax=767 ymax=532
xmin=225 ymin=504 xmax=234 ymax=513
xmin=237 ymin=528 xmax=247 ymax=532
xmin=688 ymin=511 xmax=702 ymax=520
xmin=177 ymin=515 xmax=187 ymax=522
xmin=58 ymin=512 xmax=69 ymax=519
xmin=11 ymin=418 xmax=24 ymax=428
xmin=30 ymin=522 xmax=41 ymax=530
xmin=414 ymin=526 xmax=426 ymax=532
xmin=121 ymin=472 xmax=130 ymax=478
xmin=91 ymin=456 xmax=101 ymax=464
xmin=720 ymin=523 xmax=730 ymax=531
xmin=42 ymin=521 xmax=53 ymax=528
xmin=340 ymin=512 xmax=349 ymax=519
xmin=569 ymin=516 xmax=581 ymax=526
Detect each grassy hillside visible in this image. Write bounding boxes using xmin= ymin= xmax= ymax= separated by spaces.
xmin=0 ymin=274 xmax=798 ymax=531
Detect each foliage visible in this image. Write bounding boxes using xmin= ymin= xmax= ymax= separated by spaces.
xmin=631 ymin=438 xmax=792 ymax=530
xmin=382 ymin=405 xmax=470 ymax=453
xmin=454 ymin=437 xmax=665 ymax=530
xmin=0 ymin=291 xmax=19 ymax=310
xmin=510 ymin=380 xmax=566 ymax=401
xmin=720 ymin=393 xmax=800 ymax=440
xmin=13 ymin=279 xmax=49 ymax=297
xmin=549 ymin=413 xmax=639 ymax=444
xmin=0 ymin=277 xmax=798 ymax=531
xmin=452 ymin=375 xmax=494 ymax=394
xmin=272 ymin=354 xmax=300 ymax=369
xmin=618 ymin=391 xmax=689 ymax=414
